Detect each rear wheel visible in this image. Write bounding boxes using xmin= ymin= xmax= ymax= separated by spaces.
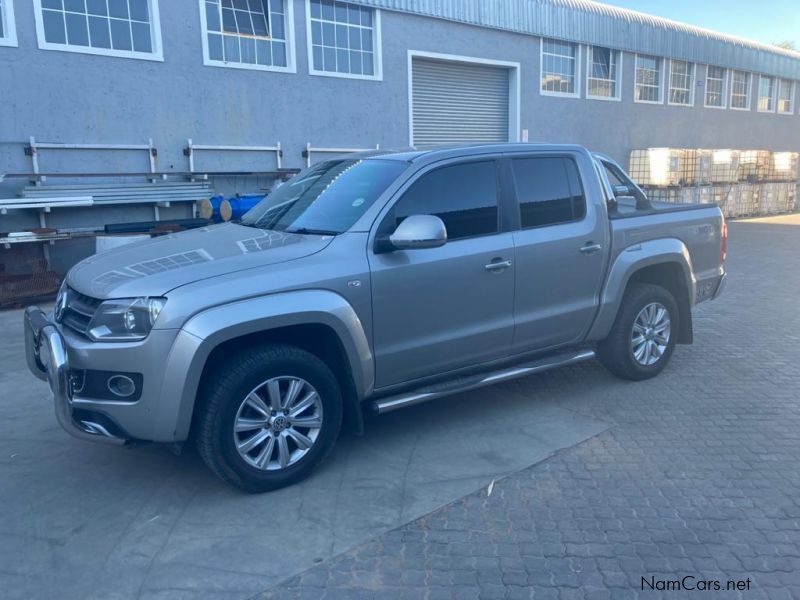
xmin=196 ymin=344 xmax=343 ymax=493
xmin=597 ymin=283 xmax=678 ymax=381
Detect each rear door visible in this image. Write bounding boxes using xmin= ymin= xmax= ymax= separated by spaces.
xmin=369 ymin=158 xmax=515 ymax=387
xmin=508 ymin=154 xmax=608 ymax=353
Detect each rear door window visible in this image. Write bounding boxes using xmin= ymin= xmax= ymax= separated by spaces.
xmin=511 ymin=157 xmax=586 ymax=228
xmin=391 ymin=160 xmax=499 ymax=240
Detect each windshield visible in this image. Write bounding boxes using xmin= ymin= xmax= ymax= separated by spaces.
xmin=240 ymin=158 xmax=407 ymax=234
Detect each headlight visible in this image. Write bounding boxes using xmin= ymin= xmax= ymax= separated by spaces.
xmin=87 ymin=297 xmax=166 ymax=341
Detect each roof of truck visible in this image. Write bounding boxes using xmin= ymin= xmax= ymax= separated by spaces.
xmin=360 ymin=143 xmax=590 ymax=163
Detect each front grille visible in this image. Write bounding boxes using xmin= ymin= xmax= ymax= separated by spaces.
xmin=61 ymin=287 xmax=102 ymax=336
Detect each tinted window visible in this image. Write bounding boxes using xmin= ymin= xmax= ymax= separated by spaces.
xmin=511 ymin=157 xmax=586 ymax=228
xmin=392 ymin=161 xmax=499 ymax=240
xmin=241 ymin=159 xmax=406 ymax=234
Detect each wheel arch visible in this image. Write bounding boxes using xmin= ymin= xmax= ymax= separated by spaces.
xmin=157 ymin=290 xmax=373 ymax=442
xmin=588 ymin=238 xmax=695 ymax=344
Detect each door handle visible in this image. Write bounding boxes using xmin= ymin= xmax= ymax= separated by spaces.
xmin=484 ymin=259 xmax=512 ymax=272
xmin=579 ymin=243 xmax=602 ymax=255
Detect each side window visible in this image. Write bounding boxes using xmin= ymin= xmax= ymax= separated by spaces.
xmin=511 ymin=158 xmax=586 ymax=228
xmin=392 ymin=161 xmax=499 ymax=240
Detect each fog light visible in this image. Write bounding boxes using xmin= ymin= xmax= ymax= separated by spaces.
xmin=107 ymin=375 xmax=136 ymax=398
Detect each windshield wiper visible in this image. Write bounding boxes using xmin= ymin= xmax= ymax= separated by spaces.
xmin=285 ymin=227 xmax=340 ymax=236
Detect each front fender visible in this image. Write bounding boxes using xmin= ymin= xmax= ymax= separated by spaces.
xmin=587 ymin=238 xmax=695 ymax=341
xmin=156 ymin=289 xmax=374 ymax=442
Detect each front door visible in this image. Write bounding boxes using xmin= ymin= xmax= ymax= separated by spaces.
xmin=369 ymin=159 xmax=515 ymax=388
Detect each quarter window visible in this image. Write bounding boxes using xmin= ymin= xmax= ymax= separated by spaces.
xmin=35 ymin=0 xmax=162 ymax=60
xmin=309 ymin=0 xmax=380 ymax=78
xmin=668 ymin=60 xmax=694 ymax=105
xmin=541 ymin=39 xmax=578 ymax=95
xmin=587 ymin=46 xmax=620 ymax=99
xmin=392 ymin=161 xmax=499 ymax=241
xmin=758 ymin=75 xmax=776 ymax=112
xmin=705 ymin=66 xmax=727 ymax=108
xmin=777 ymin=79 xmax=795 ymax=114
xmin=511 ymin=157 xmax=586 ymax=228
xmin=201 ymin=0 xmax=291 ymax=70
xmin=0 ymin=0 xmax=18 ymax=47
xmin=730 ymin=70 xmax=751 ymax=110
xmin=635 ymin=54 xmax=662 ymax=103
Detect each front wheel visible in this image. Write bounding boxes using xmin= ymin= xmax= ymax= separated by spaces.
xmin=597 ymin=283 xmax=679 ymax=381
xmin=195 ymin=344 xmax=343 ymax=493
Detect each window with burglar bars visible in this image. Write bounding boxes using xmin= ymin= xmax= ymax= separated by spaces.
xmin=759 ymin=75 xmax=776 ymax=112
xmin=730 ymin=70 xmax=751 ymax=110
xmin=201 ymin=0 xmax=291 ymax=70
xmin=309 ymin=0 xmax=379 ymax=79
xmin=635 ymin=55 xmax=662 ymax=103
xmin=705 ymin=66 xmax=727 ymax=108
xmin=541 ymin=39 xmax=578 ymax=95
xmin=35 ymin=0 xmax=161 ymax=59
xmin=668 ymin=60 xmax=694 ymax=105
xmin=587 ymin=46 xmax=619 ymax=99
xmin=777 ymin=79 xmax=795 ymax=114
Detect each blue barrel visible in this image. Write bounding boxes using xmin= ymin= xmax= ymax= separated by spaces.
xmin=221 ymin=194 xmax=266 ymax=221
xmin=199 ymin=195 xmax=226 ymax=222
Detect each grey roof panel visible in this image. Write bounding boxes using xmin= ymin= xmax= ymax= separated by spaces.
xmin=355 ymin=0 xmax=800 ymax=79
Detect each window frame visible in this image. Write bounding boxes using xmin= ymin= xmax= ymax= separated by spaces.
xmin=32 ymin=0 xmax=164 ymax=61
xmin=540 ymin=38 xmax=581 ymax=98
xmin=777 ymin=78 xmax=796 ymax=115
xmin=633 ymin=54 xmax=664 ymax=104
xmin=667 ymin=59 xmax=695 ymax=107
xmin=199 ymin=0 xmax=296 ymax=73
xmin=758 ymin=74 xmax=777 ymax=113
xmin=0 ymin=0 xmax=18 ymax=47
xmin=509 ymin=154 xmax=588 ymax=231
xmin=704 ymin=65 xmax=728 ymax=110
xmin=305 ymin=0 xmax=383 ymax=81
xmin=585 ymin=45 xmax=622 ymax=102
xmin=729 ymin=70 xmax=752 ymax=111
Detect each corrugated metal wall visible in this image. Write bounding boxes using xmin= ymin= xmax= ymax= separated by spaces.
xmin=355 ymin=0 xmax=800 ymax=79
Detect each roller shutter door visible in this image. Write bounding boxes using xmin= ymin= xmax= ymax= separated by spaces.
xmin=411 ymin=58 xmax=510 ymax=147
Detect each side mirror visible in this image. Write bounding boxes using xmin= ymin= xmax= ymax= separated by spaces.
xmin=388 ymin=214 xmax=447 ymax=250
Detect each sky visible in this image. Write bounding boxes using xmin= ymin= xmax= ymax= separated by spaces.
xmin=599 ymin=0 xmax=799 ymax=48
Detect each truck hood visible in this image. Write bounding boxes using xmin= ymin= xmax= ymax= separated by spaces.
xmin=68 ymin=223 xmax=333 ymax=298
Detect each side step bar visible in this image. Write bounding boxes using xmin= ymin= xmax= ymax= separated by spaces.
xmin=371 ymin=348 xmax=596 ymax=414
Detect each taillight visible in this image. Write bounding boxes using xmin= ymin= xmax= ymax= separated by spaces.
xmin=720 ymin=220 xmax=728 ymax=262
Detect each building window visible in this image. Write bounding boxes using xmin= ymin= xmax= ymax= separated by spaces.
xmin=758 ymin=75 xmax=776 ymax=112
xmin=33 ymin=0 xmax=163 ymax=60
xmin=705 ymin=66 xmax=727 ymax=108
xmin=730 ymin=70 xmax=751 ymax=110
xmin=200 ymin=0 xmax=294 ymax=71
xmin=541 ymin=39 xmax=579 ymax=96
xmin=634 ymin=54 xmax=663 ymax=103
xmin=308 ymin=0 xmax=381 ymax=80
xmin=586 ymin=46 xmax=620 ymax=100
xmin=668 ymin=60 xmax=694 ymax=106
xmin=0 ymin=0 xmax=18 ymax=47
xmin=777 ymin=79 xmax=795 ymax=114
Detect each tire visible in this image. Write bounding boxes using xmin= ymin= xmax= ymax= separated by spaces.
xmin=597 ymin=283 xmax=679 ymax=381
xmin=195 ymin=344 xmax=343 ymax=493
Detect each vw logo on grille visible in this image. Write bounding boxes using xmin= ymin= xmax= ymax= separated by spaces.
xmin=54 ymin=286 xmax=68 ymax=323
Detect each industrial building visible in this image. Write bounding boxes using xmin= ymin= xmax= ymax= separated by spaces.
xmin=1 ymin=0 xmax=800 ymax=300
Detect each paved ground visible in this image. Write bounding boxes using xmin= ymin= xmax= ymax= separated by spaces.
xmin=2 ymin=216 xmax=798 ymax=599
xmin=261 ymin=215 xmax=800 ymax=599
xmin=0 ymin=312 xmax=607 ymax=597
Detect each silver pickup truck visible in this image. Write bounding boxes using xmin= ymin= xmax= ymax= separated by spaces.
xmin=24 ymin=144 xmax=727 ymax=492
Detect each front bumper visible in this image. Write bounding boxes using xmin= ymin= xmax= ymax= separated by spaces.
xmin=24 ymin=307 xmax=127 ymax=445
